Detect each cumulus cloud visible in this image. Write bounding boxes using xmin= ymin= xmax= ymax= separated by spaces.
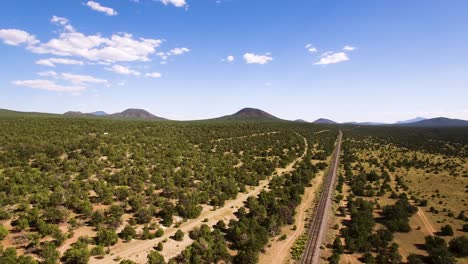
xmin=36 ymin=58 xmax=84 ymax=67
xmin=161 ymin=0 xmax=187 ymax=7
xmin=12 ymin=79 xmax=86 ymax=93
xmin=0 ymin=29 xmax=38 ymax=46
xmin=243 ymin=53 xmax=273 ymax=65
xmin=226 ymin=55 xmax=235 ymax=62
xmin=146 ymin=72 xmax=162 ymax=78
xmin=1 ymin=17 xmax=162 ymax=64
xmin=29 ymin=31 xmax=162 ymax=63
xmin=305 ymin=43 xmax=317 ymax=53
xmin=107 ymin=65 xmax=141 ymax=76
xmin=315 ymin=52 xmax=349 ymax=65
xmin=343 ymin=45 xmax=356 ymax=51
xmin=86 ymin=1 xmax=118 ymax=16
xmin=169 ymin=47 xmax=190 ymax=55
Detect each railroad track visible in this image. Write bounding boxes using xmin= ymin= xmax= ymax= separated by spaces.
xmin=301 ymin=131 xmax=342 ymax=264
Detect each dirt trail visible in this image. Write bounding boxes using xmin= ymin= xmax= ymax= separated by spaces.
xmin=92 ymin=134 xmax=308 ymax=264
xmin=259 ymin=171 xmax=325 ymax=264
xmin=314 ymin=130 xmax=330 ymax=134
xmin=417 ymin=209 xmax=436 ymax=235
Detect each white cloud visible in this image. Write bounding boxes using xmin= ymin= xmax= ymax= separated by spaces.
xmin=146 ymin=72 xmax=162 ymax=78
xmin=37 ymin=71 xmax=58 ymax=77
xmin=14 ymin=17 xmax=163 ymax=64
xmin=60 ymin=73 xmax=108 ymax=84
xmin=86 ymin=1 xmax=118 ymax=16
xmin=243 ymin=53 xmax=273 ymax=64
xmin=37 ymin=71 xmax=108 ymax=85
xmin=0 ymin=29 xmax=38 ymax=46
xmin=169 ymin=47 xmax=190 ymax=55
xmin=305 ymin=43 xmax=317 ymax=53
xmin=226 ymin=55 xmax=235 ymax=62
xmin=29 ymin=30 xmax=162 ymax=63
xmin=107 ymin=65 xmax=141 ymax=76
xmin=161 ymin=0 xmax=187 ymax=7
xmin=36 ymin=58 xmax=84 ymax=67
xmin=343 ymin=45 xmax=356 ymax=51
xmin=315 ymin=52 xmax=349 ymax=65
xmin=12 ymin=79 xmax=86 ymax=93
xmin=51 ymin=16 xmax=75 ymax=32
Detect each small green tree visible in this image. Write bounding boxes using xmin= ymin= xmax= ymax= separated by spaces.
xmin=147 ymin=250 xmax=166 ymax=264
xmin=155 ymin=242 xmax=163 ymax=251
xmin=173 ymin=229 xmax=184 ymax=241
xmin=96 ymin=228 xmax=118 ymax=246
xmin=448 ymin=236 xmax=468 ymax=257
xmin=0 ymin=225 xmax=9 ymax=240
xmin=332 ymin=237 xmax=344 ymax=254
xmin=119 ymin=225 xmax=137 ymax=242
xmin=440 ymin=225 xmax=454 ymax=236
xmin=62 ymin=242 xmax=90 ymax=264
xmin=39 ymin=242 xmax=60 ymax=264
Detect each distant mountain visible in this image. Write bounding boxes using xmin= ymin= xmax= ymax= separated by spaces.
xmin=64 ymin=109 xmax=166 ymax=120
xmin=358 ymin=122 xmax=387 ymax=126
xmin=312 ymin=118 xmax=337 ymax=124
xmin=294 ymin=119 xmax=308 ymax=123
xmin=109 ymin=108 xmax=166 ymax=120
xmin=218 ymin=108 xmax=281 ymax=121
xmin=395 ymin=117 xmax=426 ymax=124
xmin=399 ymin=117 xmax=468 ymax=127
xmin=63 ymin=111 xmax=87 ymax=116
xmin=90 ymin=111 xmax=108 ymax=116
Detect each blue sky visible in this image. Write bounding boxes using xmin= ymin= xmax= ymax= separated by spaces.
xmin=0 ymin=0 xmax=467 ymax=122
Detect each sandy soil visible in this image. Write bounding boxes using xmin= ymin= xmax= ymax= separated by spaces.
xmin=91 ymin=134 xmax=308 ymax=264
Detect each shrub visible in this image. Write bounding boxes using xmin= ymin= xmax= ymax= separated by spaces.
xmin=448 ymin=236 xmax=468 ymax=257
xmin=440 ymin=225 xmax=454 ymax=236
xmin=173 ymin=229 xmax=184 ymax=241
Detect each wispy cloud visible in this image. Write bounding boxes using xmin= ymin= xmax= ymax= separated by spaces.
xmin=107 ymin=65 xmax=141 ymax=76
xmin=86 ymin=1 xmax=118 ymax=16
xmin=12 ymin=79 xmax=86 ymax=93
xmin=36 ymin=58 xmax=84 ymax=67
xmin=146 ymin=72 xmax=162 ymax=78
xmin=305 ymin=43 xmax=317 ymax=53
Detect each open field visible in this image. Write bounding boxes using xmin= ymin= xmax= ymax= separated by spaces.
xmin=320 ymin=126 xmax=468 ymax=264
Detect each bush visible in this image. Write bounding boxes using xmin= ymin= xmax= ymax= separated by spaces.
xmin=173 ymin=229 xmax=184 ymax=241
xmin=440 ymin=225 xmax=454 ymax=236
xmin=463 ymin=224 xmax=468 ymax=232
xmin=39 ymin=242 xmax=60 ymax=264
xmin=448 ymin=236 xmax=468 ymax=257
xmin=62 ymin=241 xmax=90 ymax=264
xmin=147 ymin=250 xmax=166 ymax=264
xmin=96 ymin=228 xmax=118 ymax=246
xmin=407 ymin=254 xmax=424 ymax=264
xmin=90 ymin=245 xmax=105 ymax=256
xmin=155 ymin=228 xmax=164 ymax=238
xmin=155 ymin=242 xmax=163 ymax=251
xmin=119 ymin=225 xmax=137 ymax=242
xmin=0 ymin=225 xmax=8 ymax=240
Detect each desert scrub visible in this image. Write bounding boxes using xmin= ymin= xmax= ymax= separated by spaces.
xmin=290 ymin=233 xmax=308 ymax=260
